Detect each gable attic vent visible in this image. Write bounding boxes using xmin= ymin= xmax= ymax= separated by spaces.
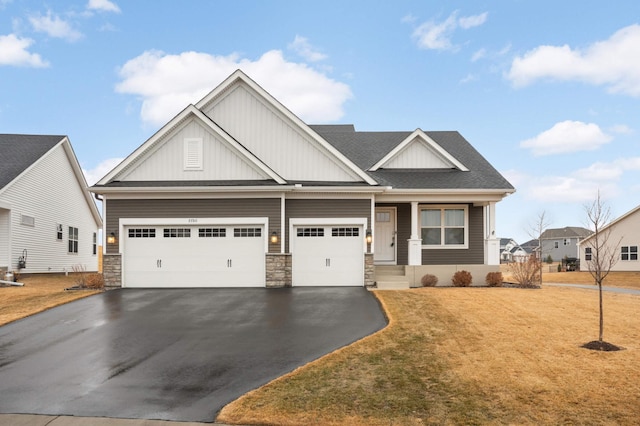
xmin=184 ymin=138 xmax=203 ymax=170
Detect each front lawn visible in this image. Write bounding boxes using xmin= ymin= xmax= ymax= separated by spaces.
xmin=219 ymin=287 xmax=640 ymax=425
xmin=0 ymin=274 xmax=100 ymax=326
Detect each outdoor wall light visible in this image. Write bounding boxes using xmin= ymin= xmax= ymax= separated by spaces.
xmin=365 ymin=229 xmax=373 ymax=244
xmin=270 ymin=231 xmax=279 ymax=244
xmin=107 ymin=232 xmax=117 ymax=244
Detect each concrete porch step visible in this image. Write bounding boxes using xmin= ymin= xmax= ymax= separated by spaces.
xmin=375 ymin=281 xmax=410 ymax=290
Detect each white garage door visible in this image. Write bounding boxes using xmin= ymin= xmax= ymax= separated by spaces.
xmin=292 ymin=225 xmax=364 ymax=286
xmin=123 ymin=225 xmax=265 ymax=287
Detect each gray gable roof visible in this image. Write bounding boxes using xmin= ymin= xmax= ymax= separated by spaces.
xmin=310 ymin=125 xmax=514 ymax=190
xmin=0 ymin=134 xmax=65 ymax=190
xmin=540 ymin=227 xmax=593 ymax=240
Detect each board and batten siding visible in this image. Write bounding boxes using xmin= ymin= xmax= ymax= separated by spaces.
xmin=202 ymin=84 xmax=361 ymax=183
xmin=421 ymin=204 xmax=484 ymax=265
xmin=120 ymin=118 xmax=268 ymax=182
xmin=105 ymin=198 xmax=281 ymax=254
xmin=284 ymin=199 xmax=371 ymax=253
xmin=0 ymin=144 xmax=99 ymax=273
xmin=384 ymin=139 xmax=451 ymax=169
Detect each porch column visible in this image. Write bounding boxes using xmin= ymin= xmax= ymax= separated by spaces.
xmin=408 ymin=201 xmax=422 ymax=265
xmin=485 ymin=202 xmax=500 ymax=265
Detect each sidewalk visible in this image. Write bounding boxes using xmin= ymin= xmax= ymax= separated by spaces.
xmin=544 ymin=282 xmax=640 ymax=295
xmin=0 ymin=414 xmax=223 ymax=426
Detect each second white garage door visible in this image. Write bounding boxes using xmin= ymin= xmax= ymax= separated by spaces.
xmin=123 ymin=224 xmax=265 ymax=288
xmin=291 ymin=224 xmax=365 ymax=286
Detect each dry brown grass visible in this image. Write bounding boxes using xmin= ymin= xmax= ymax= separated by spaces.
xmin=501 ymin=263 xmax=640 ymax=290
xmin=0 ymin=274 xmax=100 ymax=326
xmin=219 ymin=287 xmax=640 ymax=425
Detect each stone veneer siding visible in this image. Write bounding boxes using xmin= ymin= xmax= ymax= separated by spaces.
xmin=266 ymin=253 xmax=291 ymax=287
xmin=364 ymin=253 xmax=375 ymax=287
xmin=102 ymin=253 xmax=122 ymax=289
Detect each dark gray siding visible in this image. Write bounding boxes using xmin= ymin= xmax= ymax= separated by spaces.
xmin=105 ymin=198 xmax=281 ymax=254
xmin=422 ymin=204 xmax=484 ymax=265
xmin=285 ymin=199 xmax=371 ymax=252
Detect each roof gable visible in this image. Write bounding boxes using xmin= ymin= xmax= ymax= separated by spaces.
xmin=370 ymin=129 xmax=469 ymax=172
xmin=195 ymin=70 xmax=377 ymax=184
xmin=541 ymin=226 xmax=593 ymax=239
xmin=97 ymin=105 xmax=286 ymax=185
xmin=0 ymin=134 xmax=64 ymax=190
xmin=580 ymin=204 xmax=640 ymax=245
xmin=0 ymin=134 xmax=102 ymax=226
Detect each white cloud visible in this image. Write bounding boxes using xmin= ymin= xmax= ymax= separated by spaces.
xmin=610 ymin=124 xmax=633 ymax=134
xmin=412 ymin=11 xmax=488 ymax=51
xmin=458 ymin=12 xmax=488 ymax=29
xmin=82 ymin=157 xmax=123 ymax=185
xmin=0 ymin=34 xmax=49 ymax=67
xmin=471 ymin=48 xmax=486 ymax=62
xmin=288 ymin=35 xmax=327 ymax=62
xmin=115 ymin=49 xmax=352 ymax=127
xmin=87 ymin=0 xmax=120 ymax=13
xmin=527 ymin=176 xmax=619 ymax=203
xmin=29 ymin=11 xmax=83 ymax=42
xmin=519 ymin=120 xmax=612 ymax=156
xmin=507 ymin=24 xmax=640 ymax=96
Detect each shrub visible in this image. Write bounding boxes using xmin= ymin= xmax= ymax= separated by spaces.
xmin=485 ymin=271 xmax=503 ymax=287
xmin=545 ymin=254 xmax=553 ymax=264
xmin=511 ymin=255 xmax=542 ymax=288
xmin=85 ymin=273 xmax=104 ymax=289
xmin=420 ymin=274 xmax=438 ymax=287
xmin=452 ymin=270 xmax=472 ymax=287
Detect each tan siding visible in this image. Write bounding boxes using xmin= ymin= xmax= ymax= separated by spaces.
xmin=105 ymin=198 xmax=281 ymax=254
xmin=422 ymin=205 xmax=484 ymax=265
xmin=285 ymin=199 xmax=371 ymax=252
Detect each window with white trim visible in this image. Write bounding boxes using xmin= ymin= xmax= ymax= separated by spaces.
xmin=332 ymin=227 xmax=359 ymax=237
xmin=68 ymin=226 xmax=78 ymax=254
xmin=564 ymin=238 xmax=571 ymax=246
xmin=420 ymin=206 xmax=467 ymax=248
xmin=554 ymin=241 xmax=559 ymax=249
xmin=164 ymin=228 xmax=191 ymax=238
xmin=21 ymin=215 xmax=35 ymax=227
xmin=92 ymin=232 xmax=97 ymax=255
xmin=128 ymin=228 xmax=156 ymax=238
xmin=585 ymin=247 xmax=592 ymax=261
xmin=234 ymin=227 xmax=261 ymax=237
xmin=297 ymin=227 xmax=324 ymax=237
xmin=199 ymin=228 xmax=226 ymax=238
xmin=621 ymin=246 xmax=638 ymax=261
xmin=56 ymin=224 xmax=63 ymax=240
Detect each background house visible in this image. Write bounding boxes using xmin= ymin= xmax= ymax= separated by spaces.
xmin=500 ymin=238 xmax=528 ymax=262
xmin=540 ymin=227 xmax=592 ymax=261
xmin=579 ymin=205 xmax=640 ymax=272
xmin=0 ymin=134 xmax=102 ymax=274
xmin=92 ymin=70 xmax=514 ymax=288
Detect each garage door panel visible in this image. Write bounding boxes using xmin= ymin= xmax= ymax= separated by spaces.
xmin=123 ymin=225 xmax=265 ymax=288
xmin=292 ymin=225 xmax=364 ymax=287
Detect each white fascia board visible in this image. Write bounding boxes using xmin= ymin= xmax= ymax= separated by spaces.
xmin=191 ymin=107 xmax=287 ymax=184
xmin=61 ymin=138 xmax=103 ymax=227
xmin=580 ymin=203 xmax=640 ymax=245
xmin=96 ymin=105 xmax=196 ymax=185
xmin=370 ymin=129 xmax=469 ymax=172
xmin=375 ymin=189 xmax=514 ymax=203
xmin=196 ymin=70 xmax=378 ymax=186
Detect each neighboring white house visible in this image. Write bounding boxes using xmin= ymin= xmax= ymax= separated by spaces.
xmin=579 ymin=205 xmax=640 ymax=272
xmin=0 ymin=134 xmax=102 ymax=274
xmin=500 ymin=238 xmax=528 ymax=262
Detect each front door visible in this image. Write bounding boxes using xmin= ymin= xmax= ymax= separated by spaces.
xmin=374 ymin=207 xmax=396 ymax=264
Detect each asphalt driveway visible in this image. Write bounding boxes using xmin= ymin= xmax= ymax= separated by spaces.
xmin=0 ymin=287 xmax=386 ymax=423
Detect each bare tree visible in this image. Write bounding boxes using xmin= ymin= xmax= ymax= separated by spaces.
xmin=528 ymin=211 xmax=550 ymax=285
xmin=582 ymin=191 xmax=620 ymax=344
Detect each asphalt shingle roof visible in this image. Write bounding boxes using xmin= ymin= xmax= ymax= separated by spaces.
xmin=0 ymin=134 xmax=64 ymax=190
xmin=311 ymin=125 xmax=514 ymax=190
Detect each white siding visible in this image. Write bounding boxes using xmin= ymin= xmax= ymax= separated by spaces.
xmin=384 ymin=138 xmax=452 ymax=169
xmin=122 ymin=118 xmax=268 ymax=181
xmin=581 ymin=210 xmax=640 ymax=272
xmin=0 ymin=208 xmax=9 ymax=269
xmin=0 ymin=145 xmax=99 ymax=273
xmin=202 ymin=84 xmax=361 ymax=182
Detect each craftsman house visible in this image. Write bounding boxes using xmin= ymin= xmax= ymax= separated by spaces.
xmin=0 ymin=134 xmax=102 ymax=275
xmin=91 ymin=70 xmax=514 ymax=288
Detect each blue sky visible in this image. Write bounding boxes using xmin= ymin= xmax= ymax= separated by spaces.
xmin=2 ymin=0 xmax=640 ymax=243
